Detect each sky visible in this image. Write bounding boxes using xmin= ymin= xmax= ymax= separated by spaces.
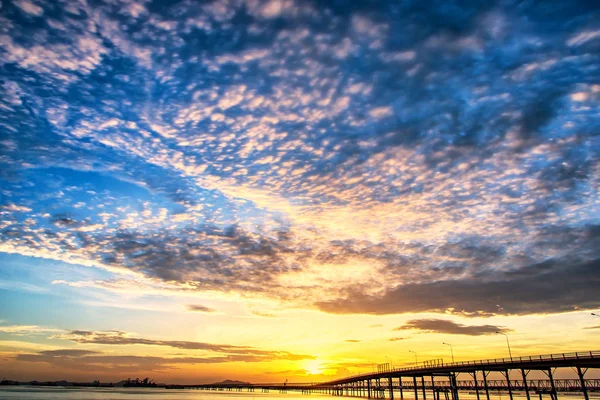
xmin=0 ymin=0 xmax=599 ymax=385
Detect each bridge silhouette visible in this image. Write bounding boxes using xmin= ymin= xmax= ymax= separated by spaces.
xmin=169 ymin=350 xmax=599 ymax=400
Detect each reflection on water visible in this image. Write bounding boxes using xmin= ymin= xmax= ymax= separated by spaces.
xmin=0 ymin=387 xmax=596 ymax=400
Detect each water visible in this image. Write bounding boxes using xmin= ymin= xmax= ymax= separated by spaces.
xmin=0 ymin=388 xmax=329 ymax=400
xmin=0 ymin=387 xmax=594 ymax=400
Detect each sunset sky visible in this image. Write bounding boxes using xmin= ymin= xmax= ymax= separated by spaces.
xmin=1 ymin=0 xmax=600 ymax=385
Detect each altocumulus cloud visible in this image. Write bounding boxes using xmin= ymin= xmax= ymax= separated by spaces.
xmin=0 ymin=0 xmax=599 ymax=316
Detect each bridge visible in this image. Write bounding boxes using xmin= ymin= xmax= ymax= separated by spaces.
xmin=171 ymin=350 xmax=599 ymax=400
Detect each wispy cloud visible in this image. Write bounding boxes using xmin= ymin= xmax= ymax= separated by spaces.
xmin=186 ymin=305 xmax=216 ymax=313
xmin=394 ymin=319 xmax=511 ymax=336
xmin=0 ymin=325 xmax=63 ymax=335
xmin=52 ymin=330 xmax=313 ymax=360
xmin=14 ymin=349 xmax=273 ymax=371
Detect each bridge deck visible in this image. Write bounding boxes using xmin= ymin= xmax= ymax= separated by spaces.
xmin=170 ymin=351 xmax=599 ymax=400
xmin=324 ymin=351 xmax=600 ymax=385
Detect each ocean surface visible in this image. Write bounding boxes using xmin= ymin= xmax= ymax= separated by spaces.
xmin=0 ymin=388 xmax=331 ymax=400
xmin=0 ymin=387 xmax=594 ymax=400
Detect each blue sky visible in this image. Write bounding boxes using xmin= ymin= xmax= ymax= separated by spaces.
xmin=0 ymin=0 xmax=599 ymax=383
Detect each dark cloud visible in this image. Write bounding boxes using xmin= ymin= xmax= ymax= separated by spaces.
xmin=316 ymin=257 xmax=600 ymax=316
xmin=388 ymin=337 xmax=406 ymax=341
xmin=186 ymin=304 xmax=216 ymax=313
xmin=345 ymin=339 xmax=361 ymax=343
xmin=38 ymin=349 xmax=100 ymax=357
xmin=394 ymin=319 xmax=510 ymax=336
xmin=14 ymin=350 xmax=272 ymax=372
xmin=55 ymin=330 xmax=313 ymax=361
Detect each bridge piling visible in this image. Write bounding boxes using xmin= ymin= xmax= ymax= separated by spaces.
xmin=482 ymin=371 xmax=491 ymax=400
xmin=413 ymin=376 xmax=419 ymax=400
xmin=522 ymin=369 xmax=531 ymax=400
xmin=470 ymin=371 xmax=480 ymax=400
xmin=501 ymin=370 xmax=513 ymax=400
xmin=399 ymin=377 xmax=404 ymax=399
xmin=450 ymin=373 xmax=459 ymax=400
xmin=422 ymin=376 xmax=427 ymax=400
xmin=543 ymin=368 xmax=558 ymax=400
xmin=576 ymin=367 xmax=588 ymax=400
xmin=389 ymin=377 xmax=394 ymax=400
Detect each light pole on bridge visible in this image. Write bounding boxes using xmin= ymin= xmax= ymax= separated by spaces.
xmin=408 ymin=350 xmax=418 ymax=367
xmin=496 ymin=331 xmax=513 ymax=360
xmin=385 ymin=356 xmax=393 ymax=371
xmin=442 ymin=342 xmax=455 ymax=363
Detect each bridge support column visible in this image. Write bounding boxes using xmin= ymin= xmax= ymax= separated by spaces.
xmin=399 ymin=377 xmax=404 ymax=399
xmin=542 ymin=368 xmax=558 ymax=400
xmin=576 ymin=367 xmax=589 ymax=400
xmin=501 ymin=370 xmax=513 ymax=400
xmin=389 ymin=377 xmax=394 ymax=400
xmin=368 ymin=379 xmax=372 ymax=399
xmin=413 ymin=376 xmax=419 ymax=400
xmin=482 ymin=371 xmax=491 ymax=400
xmin=422 ymin=376 xmax=427 ymax=400
xmin=470 ymin=372 xmax=480 ymax=400
xmin=450 ymin=373 xmax=459 ymax=400
xmin=521 ymin=369 xmax=531 ymax=400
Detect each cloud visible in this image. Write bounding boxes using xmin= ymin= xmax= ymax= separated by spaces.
xmin=394 ymin=319 xmax=510 ymax=336
xmin=345 ymin=339 xmax=361 ymax=343
xmin=369 ymin=106 xmax=394 ymax=119
xmin=37 ymin=349 xmax=100 ymax=357
xmin=567 ymin=30 xmax=600 ymax=47
xmin=53 ymin=330 xmax=314 ymax=360
xmin=186 ymin=305 xmax=216 ymax=313
xmin=0 ymin=325 xmax=63 ymax=335
xmin=14 ymin=349 xmax=274 ymax=371
xmin=1 ymin=0 xmax=599 ymax=319
xmin=316 ymin=255 xmax=600 ymax=316
xmin=583 ymin=325 xmax=600 ymax=330
xmin=252 ymin=311 xmax=276 ymax=318
xmin=14 ymin=0 xmax=44 ymax=16
xmin=1 ymin=204 xmax=32 ymax=212
xmin=388 ymin=337 xmax=406 ymax=341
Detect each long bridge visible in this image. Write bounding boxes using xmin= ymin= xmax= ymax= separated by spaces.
xmin=172 ymin=351 xmax=600 ymax=400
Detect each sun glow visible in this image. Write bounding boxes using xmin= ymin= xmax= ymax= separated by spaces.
xmin=304 ymin=360 xmax=322 ymax=375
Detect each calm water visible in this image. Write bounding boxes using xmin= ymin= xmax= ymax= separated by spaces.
xmin=0 ymin=387 xmax=594 ymax=400
xmin=0 ymin=388 xmax=330 ymax=400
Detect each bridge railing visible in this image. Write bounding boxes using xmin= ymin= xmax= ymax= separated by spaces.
xmin=433 ymin=350 xmax=599 ymax=369
xmin=321 ymin=350 xmax=599 ymax=385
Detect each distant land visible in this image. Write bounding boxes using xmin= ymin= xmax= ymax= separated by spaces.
xmin=0 ymin=378 xmax=251 ymax=388
xmin=212 ymin=380 xmax=251 ymax=385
